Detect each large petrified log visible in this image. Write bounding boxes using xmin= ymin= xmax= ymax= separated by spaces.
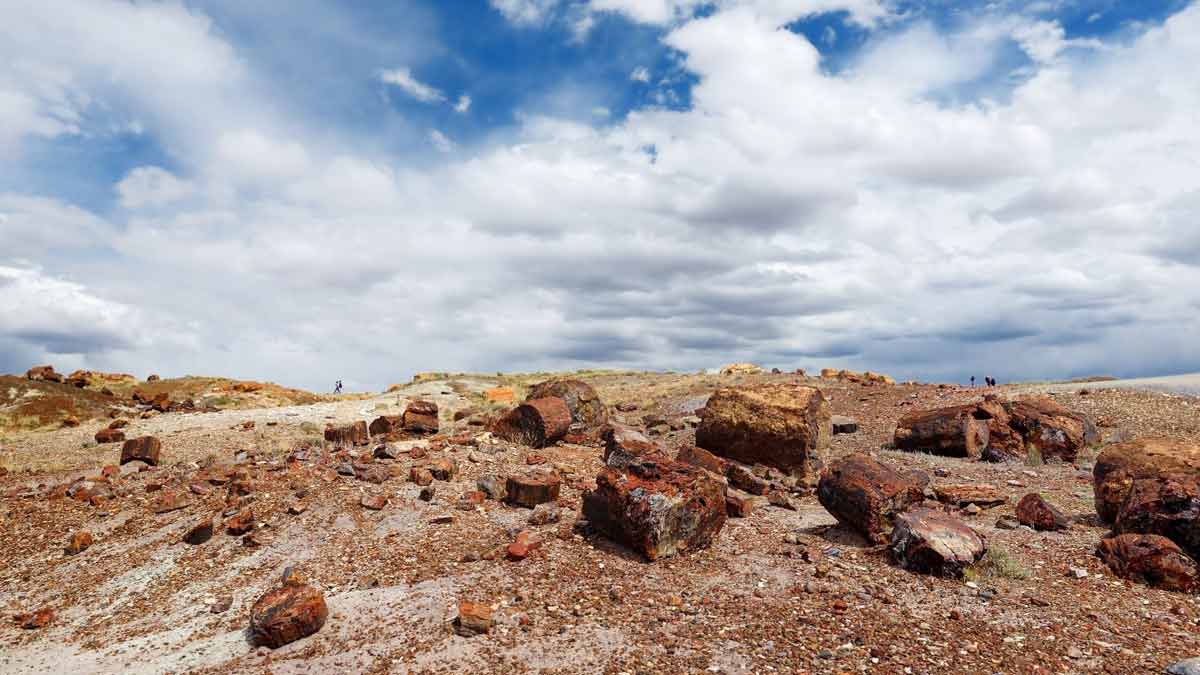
xmin=1094 ymin=437 xmax=1200 ymax=524
xmin=120 ymin=436 xmax=162 ymax=466
xmin=695 ymin=384 xmax=830 ymax=478
xmin=526 ymin=378 xmax=609 ymax=429
xmin=325 ymin=420 xmax=369 ymax=446
xmin=889 ymin=506 xmax=986 ymax=578
xmin=817 ymin=453 xmax=927 ymax=544
xmin=493 ymin=397 xmax=571 ymax=448
xmin=249 ymin=575 xmax=328 ymax=648
xmin=1001 ymin=398 xmax=1099 ymax=462
xmin=1096 ymin=533 xmax=1199 ymax=593
xmin=601 ymin=423 xmax=661 ymax=470
xmin=1115 ymin=472 xmax=1200 ymax=560
xmin=583 ymin=455 xmax=727 ymax=561
xmin=894 ymin=405 xmax=990 ymax=459
xmin=402 ymin=400 xmax=439 ymax=433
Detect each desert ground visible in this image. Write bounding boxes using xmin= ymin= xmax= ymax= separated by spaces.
xmin=1 ymin=366 xmax=1198 ymax=674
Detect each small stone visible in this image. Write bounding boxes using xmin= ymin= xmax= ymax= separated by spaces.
xmin=1016 ymin=493 xmax=1070 ymax=531
xmin=209 ymin=595 xmax=233 ymax=614
xmin=249 ymin=583 xmax=328 ymax=648
xmin=65 ymin=530 xmax=93 ymax=555
xmin=419 ymin=486 xmax=436 ymax=502
xmin=477 ymin=474 xmax=506 ymax=501
xmin=528 ymin=503 xmax=561 ymax=525
xmin=184 ymin=518 xmax=215 ymax=545
xmin=964 ymin=503 xmax=981 ymax=516
xmin=14 ymin=607 xmax=54 ymax=630
xmin=409 ymin=467 xmax=433 ymax=486
xmin=725 ymin=492 xmax=754 ymax=518
xmin=767 ymin=489 xmax=797 ymax=511
xmin=1067 ymin=566 xmax=1088 ymax=579
xmin=995 ymin=517 xmax=1019 ymax=530
xmin=1167 ymin=658 xmax=1200 ymax=675
xmin=361 ymin=494 xmax=387 ymax=510
xmin=454 ymin=601 xmax=493 ymax=637
xmin=288 ymin=502 xmax=307 ymax=516
xmin=507 ymin=530 xmax=542 ymax=560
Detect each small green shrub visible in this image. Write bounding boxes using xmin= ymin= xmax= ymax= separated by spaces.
xmin=965 ymin=546 xmax=1029 ymax=582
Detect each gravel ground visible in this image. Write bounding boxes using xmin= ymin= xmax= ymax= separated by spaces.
xmin=1 ymin=372 xmax=1198 ymax=674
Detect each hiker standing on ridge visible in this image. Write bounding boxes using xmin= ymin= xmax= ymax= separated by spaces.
xmin=970 ymin=376 xmax=975 ymax=387
xmin=333 ymin=380 xmax=342 ymax=394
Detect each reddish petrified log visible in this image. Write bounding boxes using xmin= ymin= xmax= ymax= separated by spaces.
xmin=120 ymin=436 xmax=162 ymax=466
xmin=1115 ymin=472 xmax=1200 ymax=560
xmin=526 ymin=378 xmax=609 ymax=429
xmin=493 ymin=398 xmax=571 ymax=448
xmin=889 ymin=506 xmax=986 ymax=578
xmin=695 ymin=384 xmax=830 ymax=478
xmin=1094 ymin=437 xmax=1200 ymax=524
xmin=1096 ymin=533 xmax=1199 ymax=593
xmin=894 ymin=405 xmax=990 ymax=459
xmin=403 ymin=400 xmax=439 ymax=434
xmin=505 ymin=471 xmax=562 ymax=508
xmin=1016 ymin=493 xmax=1070 ymax=531
xmin=817 ymin=453 xmax=927 ymax=544
xmin=324 ymin=421 xmax=369 ymax=446
xmin=249 ymin=582 xmax=328 ymax=648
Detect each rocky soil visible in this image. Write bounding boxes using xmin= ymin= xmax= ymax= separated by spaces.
xmin=1 ymin=370 xmax=1198 ymax=674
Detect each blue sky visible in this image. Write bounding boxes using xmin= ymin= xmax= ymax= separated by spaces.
xmin=2 ymin=0 xmax=1199 ymax=389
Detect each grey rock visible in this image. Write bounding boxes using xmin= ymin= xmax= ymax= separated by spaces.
xmin=1167 ymin=658 xmax=1200 ymax=675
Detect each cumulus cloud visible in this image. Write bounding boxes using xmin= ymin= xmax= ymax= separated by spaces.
xmin=3 ymin=0 xmax=1200 ymax=389
xmin=116 ymin=167 xmax=196 ymax=209
xmin=0 ymin=265 xmax=142 ymax=354
xmin=454 ymin=94 xmax=472 ymax=113
xmin=379 ymin=67 xmax=445 ymax=103
xmin=630 ymin=66 xmax=651 ymax=82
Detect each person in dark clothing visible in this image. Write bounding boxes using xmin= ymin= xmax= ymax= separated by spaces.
xmin=970 ymin=376 xmax=975 ymax=387
xmin=333 ymin=380 xmax=343 ymax=394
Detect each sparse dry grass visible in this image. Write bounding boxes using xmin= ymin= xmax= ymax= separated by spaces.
xmin=965 ymin=546 xmax=1030 ymax=582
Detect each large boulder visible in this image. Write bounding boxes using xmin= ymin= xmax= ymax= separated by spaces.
xmin=889 ymin=506 xmax=986 ymax=578
xmin=120 ymin=436 xmax=162 ymax=466
xmin=1115 ymin=472 xmax=1200 ymax=560
xmin=493 ymin=398 xmax=571 ymax=448
xmin=1001 ymin=398 xmax=1099 ymax=462
xmin=526 ymin=379 xmax=608 ymax=429
xmin=894 ymin=405 xmax=990 ymax=459
xmin=583 ymin=455 xmax=727 ymax=561
xmin=1094 ymin=437 xmax=1200 ymax=524
xmin=817 ymin=453 xmax=927 ymax=544
xmin=402 ymin=400 xmax=439 ymax=433
xmin=601 ymin=423 xmax=661 ymax=470
xmin=26 ymin=365 xmax=62 ymax=383
xmin=368 ymin=415 xmax=401 ymax=436
xmin=249 ymin=578 xmax=328 ymax=648
xmin=1096 ymin=533 xmax=1199 ymax=593
xmin=695 ymin=384 xmax=830 ymax=478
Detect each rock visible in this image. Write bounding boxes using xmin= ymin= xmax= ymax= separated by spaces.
xmin=1016 ymin=493 xmax=1070 ymax=531
xmin=184 ymin=518 xmax=215 ymax=545
xmin=1168 ymin=658 xmax=1200 ymax=675
xmin=26 ymin=365 xmax=62 ymax=383
xmin=889 ymin=507 xmax=987 ymax=578
xmin=409 ymin=467 xmax=433 ymax=486
xmin=1115 ymin=472 xmax=1200 ymax=559
xmin=419 ymin=486 xmax=436 ymax=502
xmin=696 ymin=384 xmax=831 ymax=479
xmin=933 ymin=484 xmax=1008 ymax=509
xmin=1096 ymin=534 xmax=1199 ymax=593
xmin=995 ymin=517 xmax=1019 ymax=530
xmin=505 ymin=471 xmax=561 ymax=508
xmin=456 ymin=491 xmax=485 ymax=510
xmin=506 ymin=530 xmax=542 ymax=560
xmin=832 ymin=416 xmax=859 ymax=435
xmin=675 ymin=444 xmax=729 ymax=476
xmin=484 ymin=386 xmax=515 ymax=404
xmin=526 ymin=378 xmax=609 ymax=429
xmin=95 ymin=428 xmax=125 ymax=444
xmin=209 ymin=595 xmax=233 ymax=614
xmin=1094 ymin=437 xmax=1200 ymax=524
xmin=999 ymin=398 xmax=1099 ymax=462
xmin=602 ymin=423 xmax=661 ymax=470
xmin=477 ymin=474 xmax=507 ymax=501
xmin=454 ymin=601 xmax=493 ymax=637
xmin=324 ymin=421 xmax=369 ymax=446
xmin=14 ymin=607 xmax=54 ymax=629
xmin=768 ymin=489 xmax=797 ymax=510
xmin=108 ymin=419 xmax=129 ymax=429
xmin=249 ymin=583 xmax=328 ymax=648
xmin=369 ymin=415 xmax=401 ymax=436
xmin=726 ymin=463 xmax=769 ymax=495
xmin=120 ymin=436 xmax=162 ymax=466
xmin=65 ymin=530 xmax=93 ymax=555
xmin=360 ymin=494 xmax=387 ymax=510
xmin=582 ymin=456 xmax=727 ymax=561
xmin=963 ymin=503 xmax=981 ymax=516
xmin=225 ymin=509 xmax=255 ymax=535
xmin=817 ymin=453 xmax=926 ymax=544
xmin=725 ymin=491 xmax=754 ymax=518
xmin=494 ymin=398 xmax=571 ymax=449
xmin=354 ymin=463 xmax=391 ymax=485
xmin=719 ymin=363 xmax=763 ymax=376
xmin=528 ymin=503 xmax=561 ymax=525
xmin=428 ymin=458 xmax=458 ymax=481
xmin=373 ymin=443 xmax=403 ymax=460
xmin=403 ymin=400 xmax=439 ymax=433
xmin=151 ymin=492 xmax=191 ymax=514
xmin=894 ymin=405 xmax=990 ymax=459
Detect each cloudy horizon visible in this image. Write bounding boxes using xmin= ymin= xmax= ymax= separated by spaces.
xmin=2 ymin=0 xmax=1198 ymax=391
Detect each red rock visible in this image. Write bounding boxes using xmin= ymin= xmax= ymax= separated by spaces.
xmin=189 ymin=482 xmax=210 ymax=495
xmin=1096 ymin=533 xmax=1200 ymax=593
xmin=493 ymin=398 xmax=572 ymax=448
xmin=454 ymin=601 xmax=493 ymax=637
xmin=225 ymin=509 xmax=255 ymax=535
xmin=526 ymin=378 xmax=609 ymax=429
xmin=603 ymin=423 xmax=662 ymax=469
xmin=582 ymin=456 xmax=727 ymax=561
xmin=149 ymin=392 xmax=171 ymax=412
xmin=428 ymin=458 xmax=458 ymax=481
xmin=120 ymin=436 xmax=162 ymax=466
xmin=249 ymin=583 xmax=328 ymax=648
xmin=1000 ymin=398 xmax=1099 ymax=462
xmin=1016 ymin=493 xmax=1070 ymax=531
xmin=456 ymin=490 xmax=485 ymax=509
xmin=695 ymin=384 xmax=830 ymax=479
xmin=409 ymin=467 xmax=433 ymax=486
xmin=1115 ymin=472 xmax=1200 ymax=559
xmin=61 ymin=415 xmax=80 ymax=428
xmin=353 ymin=463 xmax=390 ymax=484
xmin=184 ymin=517 xmax=214 ymax=545
xmin=402 ymin=400 xmax=439 ymax=434
xmin=108 ymin=419 xmax=129 ymax=429
xmin=26 ymin=365 xmax=62 ymax=383
xmin=1094 ymin=437 xmax=1200 ymax=523
xmin=767 ymin=489 xmax=797 ymax=510
xmin=726 ymin=463 xmax=769 ymax=496
xmin=484 ymin=386 xmax=515 ymax=403
xmin=240 ymin=420 xmax=255 ymax=431
xmin=14 ymin=607 xmax=54 ymax=629
xmin=65 ymin=530 xmax=93 ymax=555
xmin=726 ymin=492 xmax=754 ymax=518
xmin=506 ymin=530 xmax=542 ymax=560
xmin=324 ymin=420 xmax=369 ymax=446
xmin=675 ymin=444 xmax=729 ymax=476
xmin=817 ymin=453 xmax=927 ymax=544
xmin=933 ymin=484 xmax=1008 ymax=509
xmin=369 ymin=415 xmax=401 ymax=436
xmin=361 ymin=494 xmax=387 ymax=510
xmin=889 ymin=506 xmax=987 ymax=578
xmin=151 ymin=491 xmax=191 ymax=514
xmin=95 ymin=427 xmax=125 ymax=444
xmin=894 ymin=405 xmax=990 ymax=459
xmin=525 ymin=453 xmax=547 ymax=465
xmin=505 ymin=471 xmax=562 ymax=508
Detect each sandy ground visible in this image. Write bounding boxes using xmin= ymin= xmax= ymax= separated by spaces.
xmin=1032 ymin=372 xmax=1200 ymax=397
xmin=1 ymin=372 xmax=1198 ymax=674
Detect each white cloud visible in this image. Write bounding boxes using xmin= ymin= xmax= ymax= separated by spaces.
xmin=489 ymin=0 xmax=563 ymax=25
xmin=429 ymin=129 xmax=456 ymax=153
xmin=454 ymin=94 xmax=472 ymax=113
xmin=116 ymin=166 xmax=196 ymax=209
xmin=379 ymin=67 xmax=445 ymax=103
xmin=0 ymin=264 xmax=145 ymax=354
xmin=630 ymin=66 xmax=651 ymax=82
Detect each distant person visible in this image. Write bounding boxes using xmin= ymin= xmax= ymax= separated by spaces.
xmin=970 ymin=376 xmax=975 ymax=387
xmin=333 ymin=380 xmax=343 ymax=394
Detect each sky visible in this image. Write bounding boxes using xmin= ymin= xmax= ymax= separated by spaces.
xmin=2 ymin=0 xmax=1199 ymax=391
